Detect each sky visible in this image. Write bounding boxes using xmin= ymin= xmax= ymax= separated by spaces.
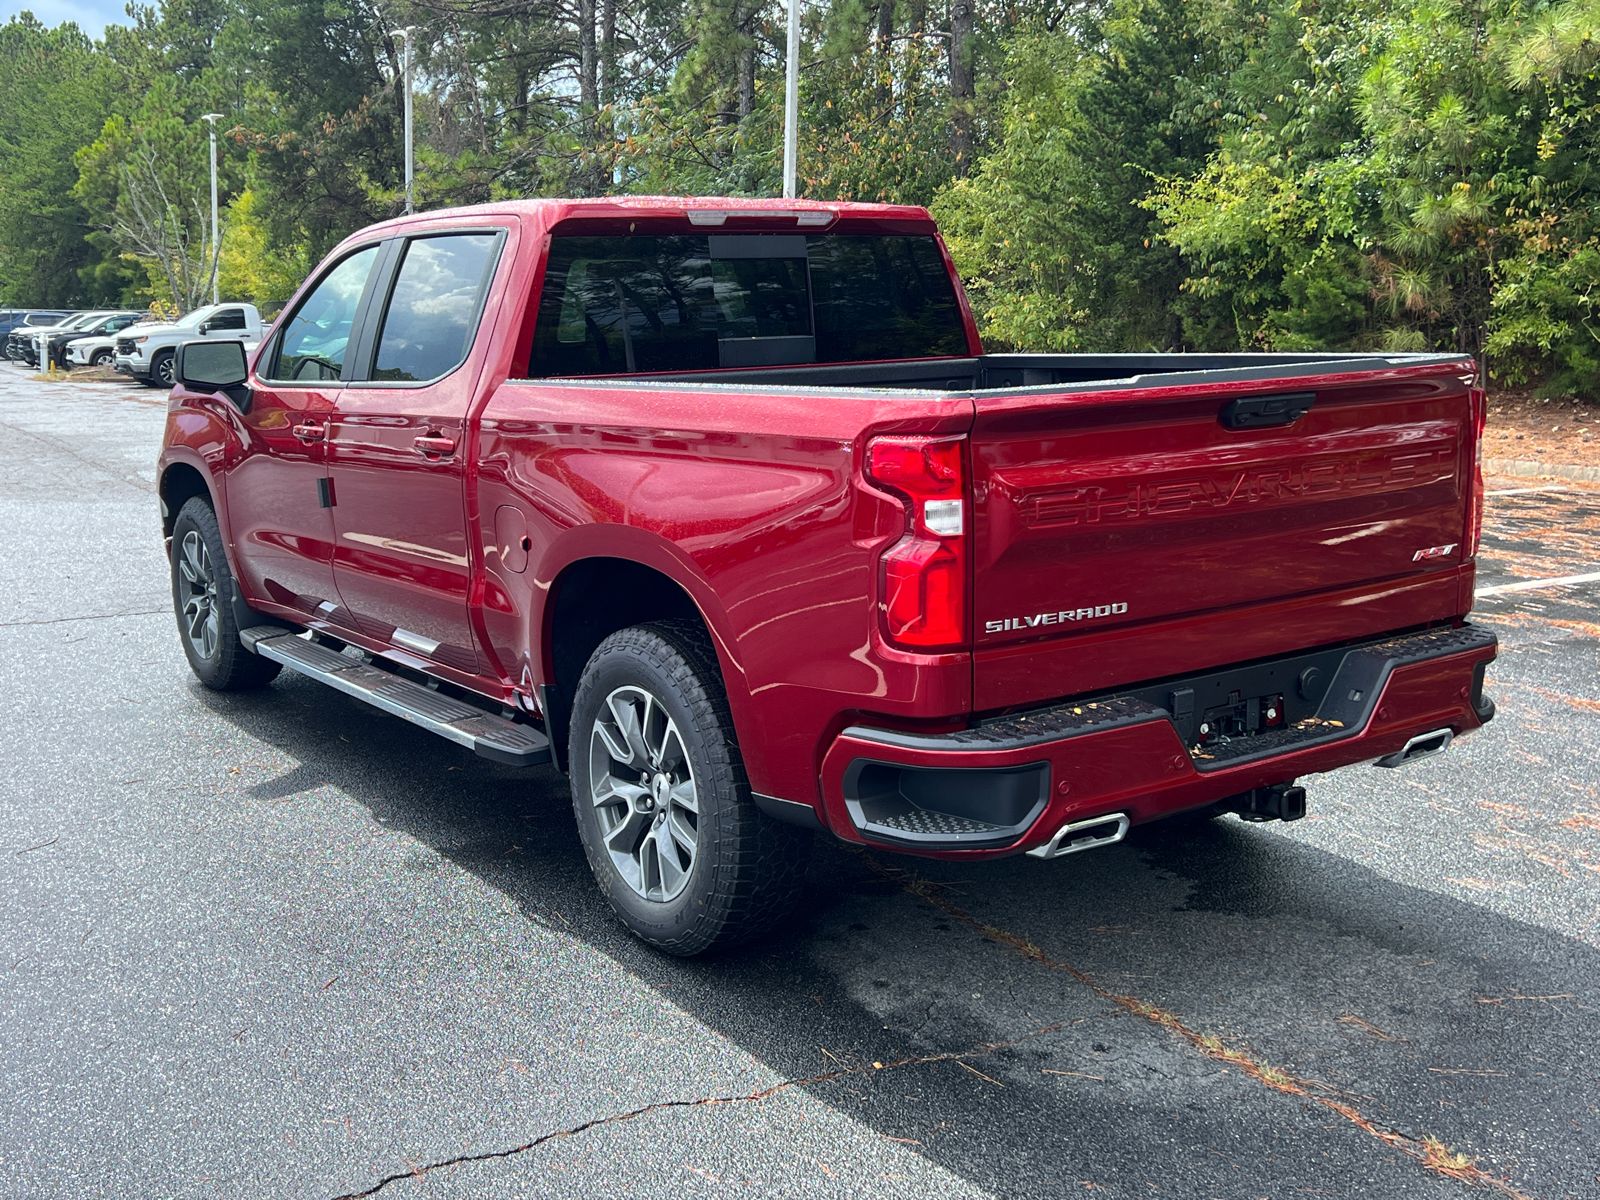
xmin=3 ymin=0 xmax=130 ymax=37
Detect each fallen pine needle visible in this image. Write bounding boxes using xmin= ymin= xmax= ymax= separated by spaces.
xmin=1339 ymin=1014 xmax=1401 ymax=1042
xmin=956 ymin=1060 xmax=1004 ymax=1087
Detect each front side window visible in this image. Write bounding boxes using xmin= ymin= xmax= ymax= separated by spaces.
xmin=266 ymin=246 xmax=380 ymax=383
xmin=529 ymin=233 xmax=967 ymax=377
xmin=372 ymin=233 xmax=501 ymax=382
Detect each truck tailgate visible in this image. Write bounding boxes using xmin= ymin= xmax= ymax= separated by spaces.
xmin=969 ymin=360 xmax=1480 ymax=710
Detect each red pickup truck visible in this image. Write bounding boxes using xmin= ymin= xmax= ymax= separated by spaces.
xmin=159 ymin=197 xmax=1496 ymax=954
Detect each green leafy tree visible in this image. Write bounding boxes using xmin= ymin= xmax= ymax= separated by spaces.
xmin=0 ymin=17 xmax=115 ymax=304
xmin=76 ymin=76 xmax=225 ymax=309
xmin=935 ymin=3 xmax=1232 ymax=350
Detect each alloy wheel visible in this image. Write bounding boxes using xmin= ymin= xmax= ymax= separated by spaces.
xmin=155 ymin=355 xmax=175 ymax=386
xmin=176 ymin=530 xmax=221 ymax=661
xmin=588 ymin=685 xmax=700 ymax=902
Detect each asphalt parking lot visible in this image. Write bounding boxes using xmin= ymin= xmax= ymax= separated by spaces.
xmin=1 ymin=368 xmax=1596 ymax=1200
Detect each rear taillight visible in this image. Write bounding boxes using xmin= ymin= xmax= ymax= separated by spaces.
xmin=1466 ymin=383 xmax=1487 ymax=558
xmin=866 ymin=435 xmax=968 ymax=650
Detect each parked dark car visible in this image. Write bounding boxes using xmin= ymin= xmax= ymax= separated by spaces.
xmin=1 ymin=310 xmax=73 ymax=355
xmin=45 ymin=311 xmax=142 ymax=369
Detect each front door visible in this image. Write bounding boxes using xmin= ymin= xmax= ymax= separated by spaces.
xmin=326 ymin=229 xmax=506 ymax=676
xmin=225 ymin=243 xmax=382 ymax=621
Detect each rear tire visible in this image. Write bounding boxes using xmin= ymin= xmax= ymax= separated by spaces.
xmin=169 ymin=497 xmax=281 ymax=691
xmin=568 ymin=620 xmax=808 ymax=955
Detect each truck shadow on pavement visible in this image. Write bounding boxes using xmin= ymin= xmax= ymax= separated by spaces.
xmin=199 ymin=676 xmax=1598 ymax=1200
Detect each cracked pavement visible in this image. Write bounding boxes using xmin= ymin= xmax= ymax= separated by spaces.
xmin=1 ymin=369 xmax=1597 ymax=1198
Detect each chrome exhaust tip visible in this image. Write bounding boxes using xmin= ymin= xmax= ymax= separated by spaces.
xmin=1374 ymin=728 xmax=1453 ymax=769
xmin=1026 ymin=812 xmax=1130 ymax=860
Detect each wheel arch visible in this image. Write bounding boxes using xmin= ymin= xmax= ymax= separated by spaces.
xmin=158 ymin=455 xmax=280 ymax=635
xmin=159 ymin=459 xmax=215 ymax=538
xmin=539 ymin=552 xmax=747 ymax=774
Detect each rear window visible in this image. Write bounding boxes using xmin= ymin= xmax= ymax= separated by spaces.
xmin=529 ymin=233 xmax=967 ymax=377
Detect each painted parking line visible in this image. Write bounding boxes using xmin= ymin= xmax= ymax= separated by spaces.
xmin=1476 ymin=569 xmax=1600 ymax=597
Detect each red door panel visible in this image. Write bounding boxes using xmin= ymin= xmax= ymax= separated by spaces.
xmin=225 ymin=383 xmax=342 ymax=617
xmin=325 ymin=400 xmax=480 ymax=672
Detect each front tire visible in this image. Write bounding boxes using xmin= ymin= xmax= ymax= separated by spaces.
xmin=150 ymin=350 xmax=176 ymax=388
xmin=569 ymin=620 xmax=808 ymax=955
xmin=169 ymin=497 xmax=281 ymax=690
xmin=91 ymin=349 xmax=113 ymax=367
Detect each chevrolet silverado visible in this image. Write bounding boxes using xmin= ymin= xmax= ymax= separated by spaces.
xmin=117 ymin=303 xmax=263 ymax=387
xmin=157 ymin=197 xmax=1496 ymax=954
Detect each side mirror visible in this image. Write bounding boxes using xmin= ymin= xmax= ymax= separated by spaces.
xmin=176 ymin=339 xmax=250 ymax=408
xmin=198 ymin=319 xmax=215 ymax=335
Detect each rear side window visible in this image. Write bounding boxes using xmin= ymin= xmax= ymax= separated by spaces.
xmin=208 ymin=308 xmax=247 ymax=331
xmin=372 ymin=233 xmax=501 ymax=382
xmin=529 ymin=233 xmax=967 ymax=377
xmin=265 ymin=245 xmax=380 ymax=383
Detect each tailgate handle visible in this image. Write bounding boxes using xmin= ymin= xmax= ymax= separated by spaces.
xmin=1220 ymin=391 xmax=1315 ymax=430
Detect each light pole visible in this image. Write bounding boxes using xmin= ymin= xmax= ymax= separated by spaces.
xmin=782 ymin=0 xmax=799 ymax=198
xmin=390 ymin=25 xmax=417 ymax=213
xmin=201 ymin=112 xmax=222 ymax=304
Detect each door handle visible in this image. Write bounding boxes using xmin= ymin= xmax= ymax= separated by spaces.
xmin=1219 ymin=392 xmax=1316 ymax=430
xmin=292 ymin=421 xmax=326 ymax=443
xmin=413 ymin=433 xmax=457 ymax=457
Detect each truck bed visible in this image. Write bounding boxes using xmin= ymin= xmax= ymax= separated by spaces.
xmin=516 ymin=348 xmax=1482 ymax=718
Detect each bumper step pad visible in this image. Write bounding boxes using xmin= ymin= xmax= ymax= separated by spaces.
xmin=241 ymin=628 xmax=550 ymax=767
xmin=835 ymin=623 xmax=1497 ymax=851
xmin=1185 ymin=624 xmax=1497 ymax=770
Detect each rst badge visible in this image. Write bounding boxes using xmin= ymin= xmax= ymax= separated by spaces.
xmin=985 ymin=602 xmax=1129 ymax=634
xmin=1411 ymin=543 xmax=1459 ymax=562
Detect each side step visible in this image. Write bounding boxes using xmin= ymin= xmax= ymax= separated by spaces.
xmin=241 ymin=627 xmax=551 ymax=767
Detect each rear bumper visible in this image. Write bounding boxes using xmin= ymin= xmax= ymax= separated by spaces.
xmin=817 ymin=623 xmax=1497 ymax=857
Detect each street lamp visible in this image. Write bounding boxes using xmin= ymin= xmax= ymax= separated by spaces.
xmin=390 ymin=25 xmax=417 ymax=214
xmin=200 ymin=112 xmax=222 ymax=304
xmin=782 ymin=0 xmax=799 ymax=198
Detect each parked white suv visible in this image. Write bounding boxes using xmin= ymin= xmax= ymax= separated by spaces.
xmin=113 ymin=303 xmax=263 ymax=387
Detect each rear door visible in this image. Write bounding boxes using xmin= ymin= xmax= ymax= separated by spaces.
xmin=967 ymin=361 xmax=1479 ymax=709
xmin=326 ymin=227 xmax=507 ymax=677
xmin=226 ymin=243 xmax=383 ymax=620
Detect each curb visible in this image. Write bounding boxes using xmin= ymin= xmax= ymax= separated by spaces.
xmin=1483 ymin=457 xmax=1600 ymax=484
